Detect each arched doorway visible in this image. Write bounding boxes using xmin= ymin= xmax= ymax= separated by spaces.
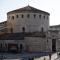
xmin=41 ymin=27 xmax=44 ymax=32
xmin=8 ymin=44 xmax=18 ymax=53
xmin=52 ymin=39 xmax=56 ymax=52
xmin=20 ymin=44 xmax=23 ymax=53
xmin=22 ymin=27 xmax=25 ymax=32
xmin=11 ymin=28 xmax=13 ymax=33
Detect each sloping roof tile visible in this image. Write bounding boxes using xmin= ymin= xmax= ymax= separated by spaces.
xmin=7 ymin=6 xmax=50 ymax=15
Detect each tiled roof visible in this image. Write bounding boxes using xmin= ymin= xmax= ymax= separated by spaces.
xmin=50 ymin=25 xmax=60 ymax=28
xmin=7 ymin=6 xmax=50 ymax=15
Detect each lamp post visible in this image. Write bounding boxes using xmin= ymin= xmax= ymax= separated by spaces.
xmin=46 ymin=31 xmax=51 ymax=60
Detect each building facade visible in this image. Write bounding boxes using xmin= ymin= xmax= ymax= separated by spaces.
xmin=0 ymin=21 xmax=7 ymax=35
xmin=0 ymin=6 xmax=60 ymax=56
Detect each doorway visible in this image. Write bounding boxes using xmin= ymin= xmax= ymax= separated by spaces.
xmin=8 ymin=44 xmax=18 ymax=53
xmin=20 ymin=44 xmax=23 ymax=52
xmin=52 ymin=39 xmax=56 ymax=52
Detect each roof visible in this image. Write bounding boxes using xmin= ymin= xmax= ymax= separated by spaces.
xmin=49 ymin=30 xmax=59 ymax=33
xmin=7 ymin=5 xmax=50 ymax=15
xmin=50 ymin=25 xmax=60 ymax=28
xmin=0 ymin=21 xmax=7 ymax=25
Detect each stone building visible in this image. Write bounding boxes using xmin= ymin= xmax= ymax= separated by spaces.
xmin=49 ymin=25 xmax=60 ymax=52
xmin=0 ymin=6 xmax=60 ymax=58
xmin=7 ymin=5 xmax=49 ymax=33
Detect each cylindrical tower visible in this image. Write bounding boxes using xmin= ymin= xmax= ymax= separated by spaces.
xmin=7 ymin=6 xmax=50 ymax=33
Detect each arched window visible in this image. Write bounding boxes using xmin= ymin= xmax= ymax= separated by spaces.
xmin=41 ymin=27 xmax=44 ymax=32
xmin=22 ymin=27 xmax=25 ymax=32
xmin=12 ymin=16 xmax=14 ymax=20
xmin=34 ymin=14 xmax=36 ymax=18
xmin=16 ymin=15 xmax=19 ymax=18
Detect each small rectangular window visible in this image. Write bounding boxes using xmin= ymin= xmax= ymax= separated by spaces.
xmin=44 ymin=16 xmax=45 ymax=19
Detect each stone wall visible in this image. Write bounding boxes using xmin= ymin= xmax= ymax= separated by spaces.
xmin=25 ymin=37 xmax=52 ymax=52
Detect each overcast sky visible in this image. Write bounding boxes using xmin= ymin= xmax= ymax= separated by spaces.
xmin=0 ymin=0 xmax=60 ymax=25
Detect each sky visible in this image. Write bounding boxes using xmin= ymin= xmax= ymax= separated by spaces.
xmin=0 ymin=0 xmax=60 ymax=26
